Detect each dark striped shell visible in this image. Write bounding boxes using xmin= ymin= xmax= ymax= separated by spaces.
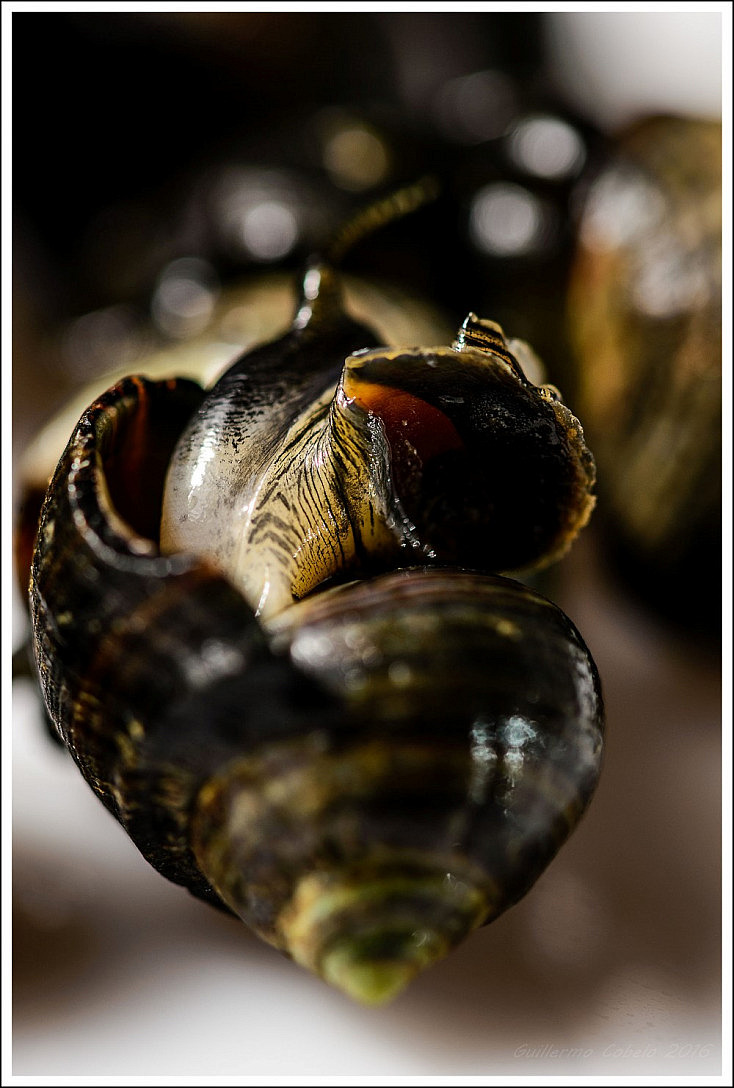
xmin=28 ymin=264 xmax=603 ymax=1005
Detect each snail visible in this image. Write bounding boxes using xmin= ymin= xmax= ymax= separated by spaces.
xmin=567 ymin=116 xmax=721 ymax=638
xmin=23 ymin=190 xmax=603 ymax=1005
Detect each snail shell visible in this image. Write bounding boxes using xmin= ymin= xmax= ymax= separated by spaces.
xmin=567 ymin=116 xmax=721 ymax=635
xmin=28 ymin=263 xmax=602 ymax=1005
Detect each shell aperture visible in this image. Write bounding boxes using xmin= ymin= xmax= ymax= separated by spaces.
xmin=340 ymin=330 xmax=596 ymax=576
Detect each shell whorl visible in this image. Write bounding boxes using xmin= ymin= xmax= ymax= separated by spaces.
xmin=194 ymin=570 xmax=603 ymax=1001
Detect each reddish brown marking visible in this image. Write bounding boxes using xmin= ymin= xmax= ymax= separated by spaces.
xmin=346 ymin=379 xmax=464 ymax=461
xmin=126 ymin=376 xmax=151 ymax=490
xmin=344 ymin=377 xmax=465 ymax=503
xmin=101 ymin=380 xmax=162 ymax=542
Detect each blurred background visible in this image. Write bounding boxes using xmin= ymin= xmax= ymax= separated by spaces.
xmin=11 ymin=9 xmax=724 ymax=1077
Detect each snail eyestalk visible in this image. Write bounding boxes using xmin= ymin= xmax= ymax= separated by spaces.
xmin=325 ymin=174 xmax=441 ymax=267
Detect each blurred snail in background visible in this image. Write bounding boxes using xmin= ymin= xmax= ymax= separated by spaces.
xmin=567 ymin=116 xmax=722 ymax=639
xmin=20 ymin=185 xmax=603 ymax=1005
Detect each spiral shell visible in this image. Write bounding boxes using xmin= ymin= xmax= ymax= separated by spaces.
xmin=567 ymin=116 xmax=721 ymax=635
xmin=28 ymin=260 xmax=603 ymax=1004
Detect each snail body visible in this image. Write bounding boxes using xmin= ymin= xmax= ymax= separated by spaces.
xmin=27 ymin=249 xmax=602 ymax=1004
xmin=161 ymin=267 xmax=595 ymax=621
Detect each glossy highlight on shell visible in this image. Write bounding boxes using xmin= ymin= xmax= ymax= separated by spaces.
xmin=26 ymin=222 xmax=603 ymax=1005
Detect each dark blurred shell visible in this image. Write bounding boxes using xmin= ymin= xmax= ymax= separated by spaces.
xmin=567 ymin=116 xmax=721 ymax=636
